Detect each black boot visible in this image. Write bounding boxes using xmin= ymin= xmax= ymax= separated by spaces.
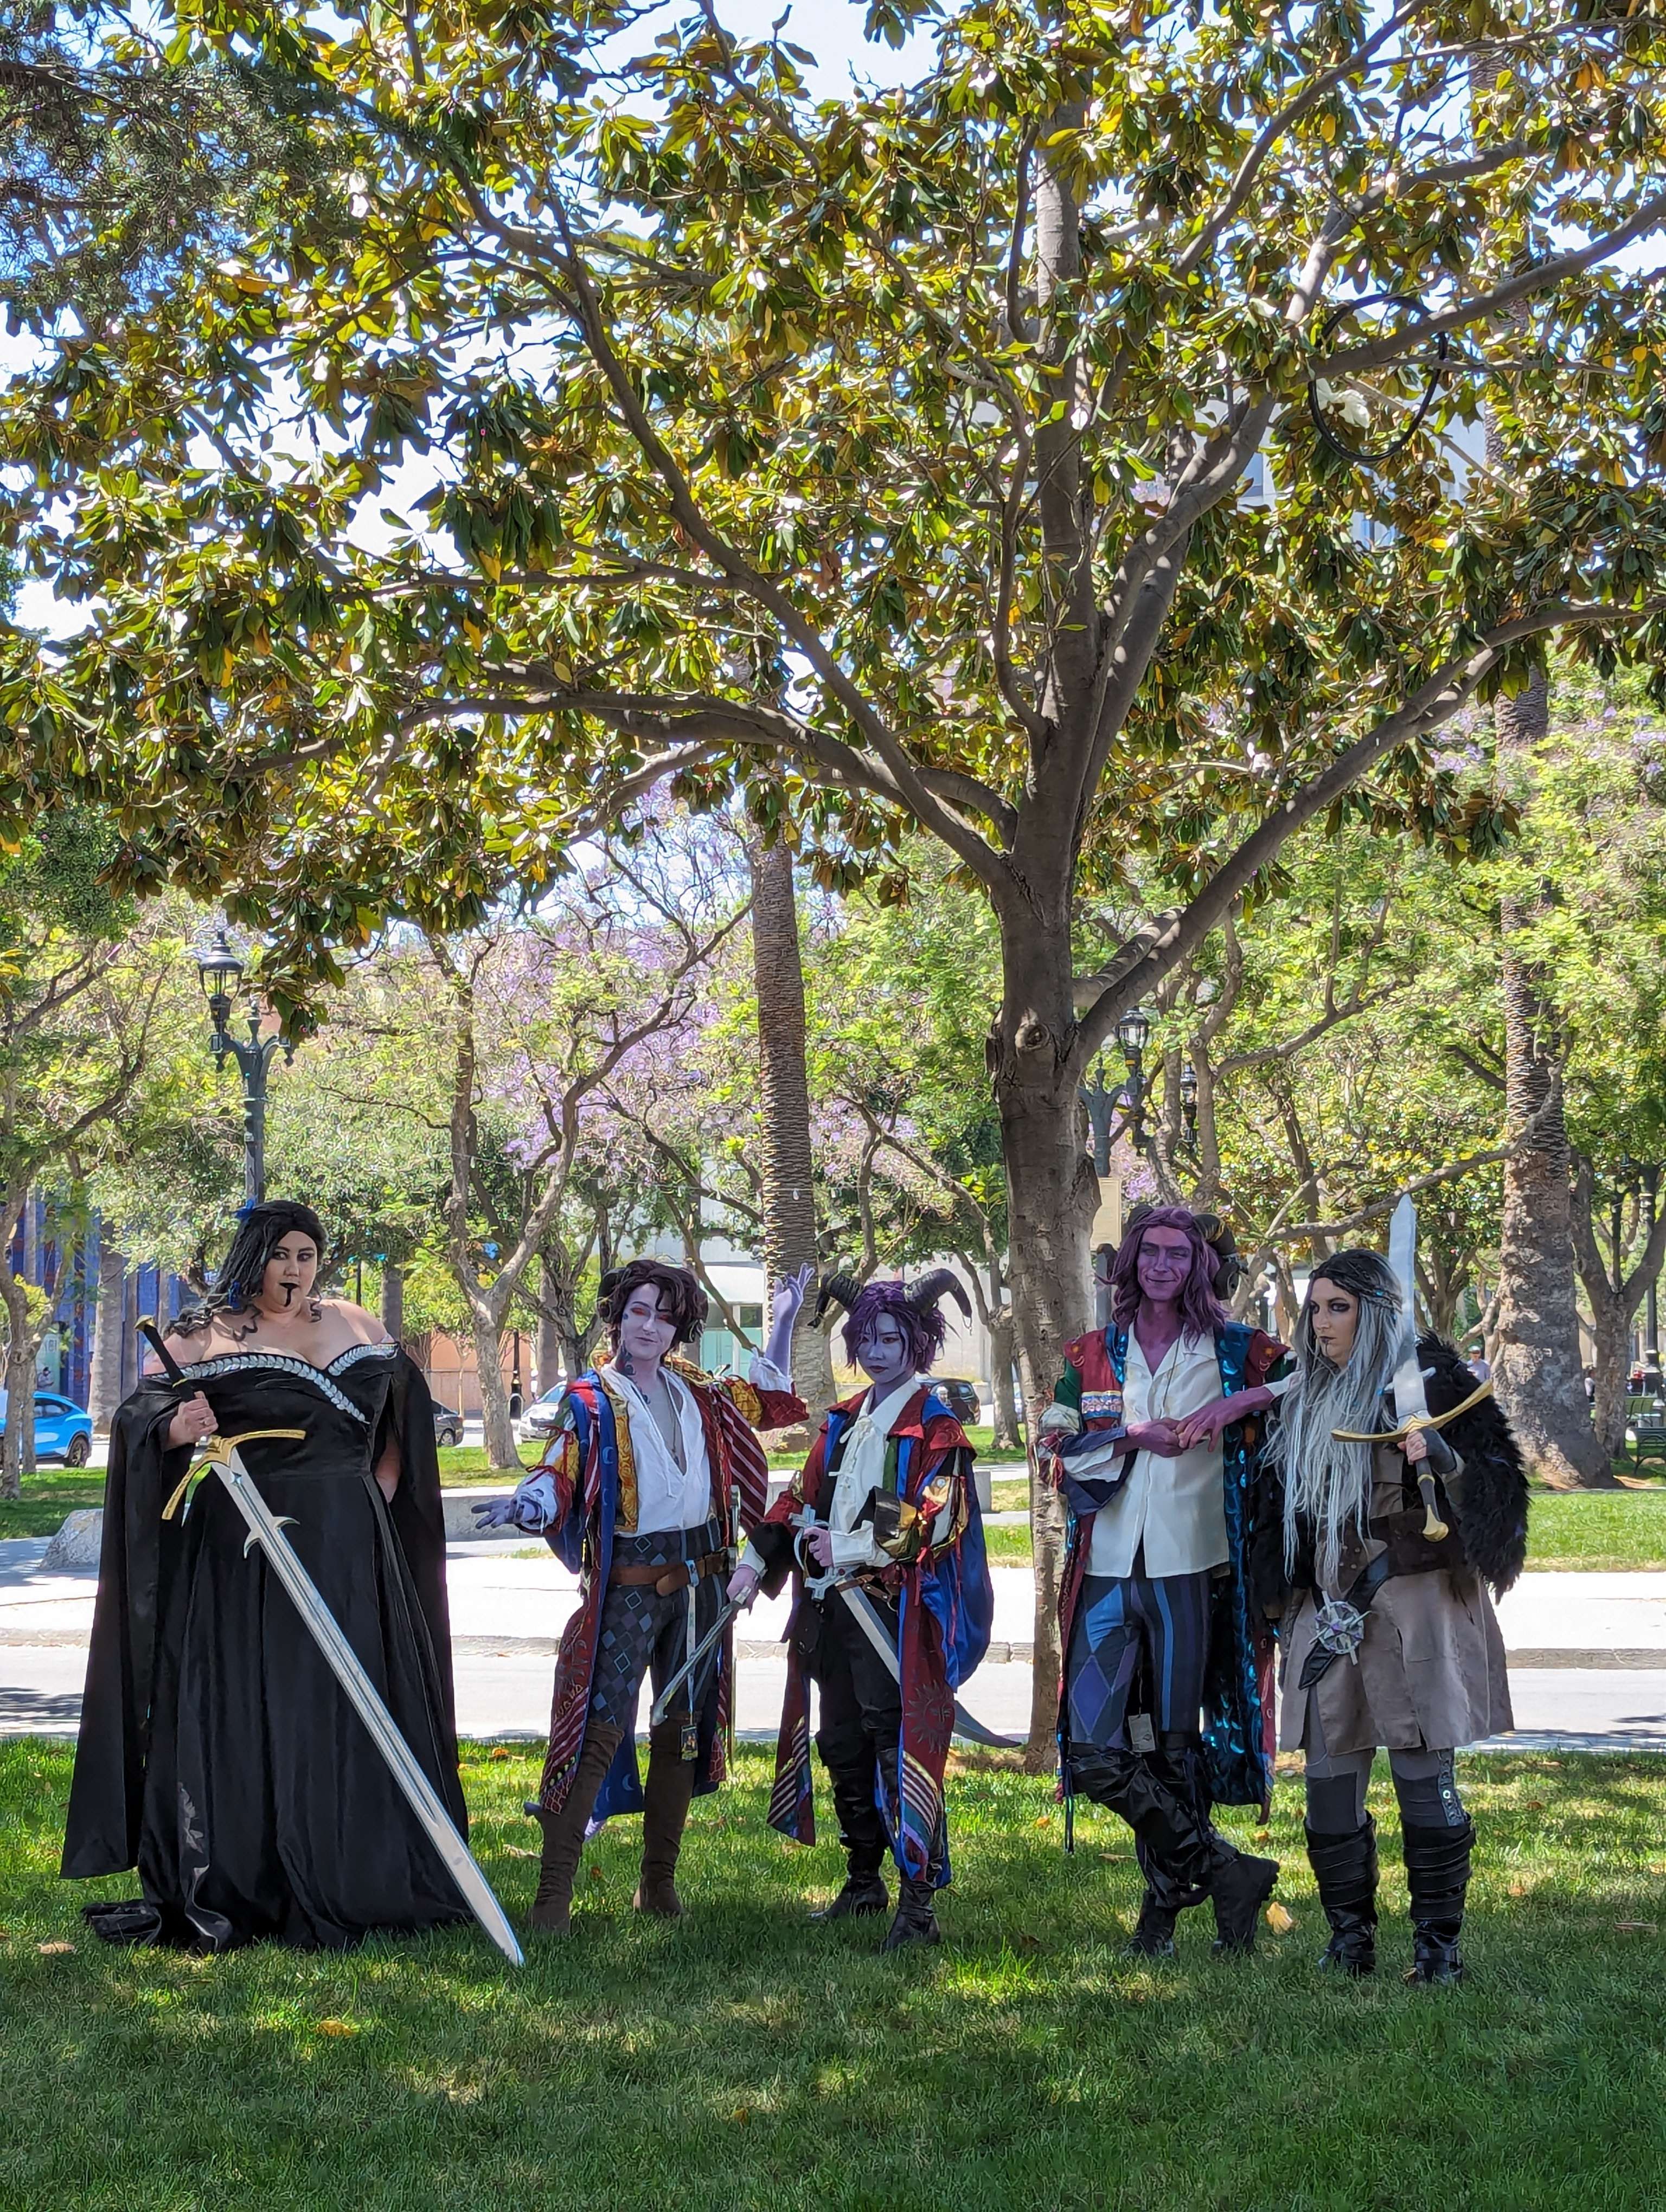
xmin=812 ymin=1860 xmax=890 ymax=1922
xmin=881 ymin=1875 xmax=941 ymax=1951
xmin=1306 ymin=1817 xmax=1378 ymax=1976
xmin=1402 ymin=1817 xmax=1473 ymax=1985
xmin=1151 ymin=1733 xmax=1278 ymax=1957
xmin=1073 ymin=1747 xmax=1214 ymax=1954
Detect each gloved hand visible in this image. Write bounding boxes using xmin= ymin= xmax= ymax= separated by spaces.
xmin=471 ymin=1494 xmax=523 ymax=1530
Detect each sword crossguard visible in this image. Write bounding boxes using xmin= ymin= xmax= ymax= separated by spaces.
xmin=163 ymin=1429 xmax=309 ymax=1520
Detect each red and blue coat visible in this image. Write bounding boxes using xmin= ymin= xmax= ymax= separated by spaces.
xmin=1049 ymin=1321 xmax=1286 ymax=1816
xmin=752 ymin=1384 xmax=993 ymax=1888
xmin=533 ymin=1358 xmax=805 ymax=1821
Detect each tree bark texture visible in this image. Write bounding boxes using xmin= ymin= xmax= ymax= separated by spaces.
xmin=1488 ymin=672 xmax=1610 ymax=1486
xmin=991 ymin=914 xmax=1098 ymax=1766
xmin=379 ymin=1259 xmax=405 ymax=1345
xmin=535 ymin=1253 xmax=563 ymax=1395
xmin=747 ymin=838 xmax=837 ymax=1422
xmin=89 ymin=1236 xmax=128 ymax=1434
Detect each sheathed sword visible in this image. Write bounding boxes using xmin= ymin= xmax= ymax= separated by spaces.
xmin=139 ymin=1321 xmax=524 ymax=1967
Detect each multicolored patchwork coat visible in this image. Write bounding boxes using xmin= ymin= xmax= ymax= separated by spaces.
xmin=755 ymin=1384 xmax=993 ymax=1887
xmin=1048 ymin=1321 xmax=1286 ymax=1816
xmin=533 ymin=1358 xmax=805 ymax=1821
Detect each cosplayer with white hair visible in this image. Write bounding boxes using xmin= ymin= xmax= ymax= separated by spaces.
xmin=1252 ymin=1249 xmax=1529 ymax=1986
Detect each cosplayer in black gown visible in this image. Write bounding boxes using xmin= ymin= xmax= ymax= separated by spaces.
xmin=62 ymin=1211 xmax=468 ymax=1952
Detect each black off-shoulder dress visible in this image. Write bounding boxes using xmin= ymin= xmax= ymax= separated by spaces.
xmin=62 ymin=1341 xmax=470 ymax=1951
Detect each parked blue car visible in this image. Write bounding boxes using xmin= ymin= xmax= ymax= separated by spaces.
xmin=0 ymin=1388 xmax=94 ymax=1466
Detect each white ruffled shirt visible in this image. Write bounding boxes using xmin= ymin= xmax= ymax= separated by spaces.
xmin=825 ymin=1373 xmax=925 ymax=1572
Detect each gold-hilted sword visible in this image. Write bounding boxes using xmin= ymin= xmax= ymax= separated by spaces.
xmin=140 ymin=1321 xmax=524 ymax=1967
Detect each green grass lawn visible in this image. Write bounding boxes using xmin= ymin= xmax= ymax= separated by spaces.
xmin=0 ymin=1463 xmax=106 ymax=1538
xmin=2 ymin=1742 xmax=1663 ymax=2209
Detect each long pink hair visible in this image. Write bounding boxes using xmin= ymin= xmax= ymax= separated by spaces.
xmin=1108 ymin=1205 xmax=1228 ymax=1336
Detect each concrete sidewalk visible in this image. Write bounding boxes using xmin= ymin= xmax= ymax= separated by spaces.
xmin=4 ymin=1533 xmax=1666 ymax=1750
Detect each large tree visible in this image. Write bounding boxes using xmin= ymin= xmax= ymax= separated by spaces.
xmin=8 ymin=0 xmax=1666 ymax=1745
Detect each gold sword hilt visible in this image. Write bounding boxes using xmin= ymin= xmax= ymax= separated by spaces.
xmin=1415 ymin=1467 xmax=1450 ymax=1543
xmin=163 ymin=1429 xmax=307 ymax=1520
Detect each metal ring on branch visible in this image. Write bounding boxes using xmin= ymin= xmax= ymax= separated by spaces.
xmin=1305 ymin=291 xmax=1450 ymax=470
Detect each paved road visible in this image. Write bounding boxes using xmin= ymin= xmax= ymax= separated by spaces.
xmin=4 ymin=1534 xmax=1665 ymax=1751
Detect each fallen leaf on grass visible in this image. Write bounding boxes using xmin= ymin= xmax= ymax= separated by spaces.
xmin=1614 ymin=1921 xmax=1658 ymax=1933
xmin=1035 ymin=1815 xmax=1052 ymax=1829
xmin=588 ymin=1863 xmax=604 ymax=1881
xmin=1508 ymin=1882 xmax=1529 ymax=1898
xmin=503 ymin=1846 xmax=539 ymax=1860
xmin=489 ymin=1747 xmax=512 ymax=1762
xmin=36 ymin=1941 xmax=75 ymax=1955
xmin=314 ymin=2018 xmax=358 ymax=2037
xmin=732 ymin=2107 xmax=752 ymax=2126
xmin=1264 ymin=1903 xmax=1295 ymax=1934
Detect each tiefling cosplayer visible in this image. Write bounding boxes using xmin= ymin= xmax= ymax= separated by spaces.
xmin=731 ymin=1271 xmax=992 ymax=1950
xmin=1042 ymin=1206 xmax=1287 ymax=1957
xmin=480 ymin=1259 xmax=808 ymax=1933
xmin=63 ymin=1201 xmax=465 ymax=1951
xmin=1252 ymin=1250 xmax=1527 ymax=1984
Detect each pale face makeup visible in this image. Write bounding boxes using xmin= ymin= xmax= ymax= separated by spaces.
xmin=1309 ymin=1281 xmax=1361 ymax=1367
xmin=616 ymin=1286 xmax=681 ymax=1374
xmin=257 ymin=1233 xmax=320 ymax=1314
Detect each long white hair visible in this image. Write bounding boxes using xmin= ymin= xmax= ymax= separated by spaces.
xmin=1270 ymin=1250 xmax=1405 ymax=1590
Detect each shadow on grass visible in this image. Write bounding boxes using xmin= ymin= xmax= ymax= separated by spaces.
xmin=2 ymin=1741 xmax=1664 ymax=2209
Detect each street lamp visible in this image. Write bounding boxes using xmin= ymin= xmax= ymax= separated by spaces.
xmin=1179 ymin=1059 xmax=1200 ymax=1147
xmin=191 ymin=923 xmax=294 ymax=1205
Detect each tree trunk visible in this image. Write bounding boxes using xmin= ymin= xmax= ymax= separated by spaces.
xmin=380 ymin=1259 xmax=405 ymax=1343
xmin=473 ymin=1305 xmax=521 ymax=1470
xmin=536 ymin=1253 xmax=563 ymax=1395
xmin=89 ymin=1234 xmax=128 ymax=1435
xmin=987 ymin=1258 xmax=1022 ymax=1450
xmin=991 ymin=914 xmax=1098 ymax=1767
xmin=1488 ymin=671 xmax=1610 ymax=1487
xmin=1587 ymin=1294 xmax=1632 ymax=1464
xmin=747 ymin=836 xmax=837 ymax=1424
xmin=0 ymin=1270 xmax=34 ymax=1501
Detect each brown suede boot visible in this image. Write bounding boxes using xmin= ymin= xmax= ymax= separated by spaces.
xmin=634 ymin=1721 xmax=699 ymax=1919
xmin=527 ymin=1723 xmax=624 ymax=1935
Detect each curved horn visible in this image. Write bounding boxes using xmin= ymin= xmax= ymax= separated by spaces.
xmin=813 ymin=1271 xmax=863 ymax=1324
xmin=906 ymin=1268 xmax=972 ymax=1322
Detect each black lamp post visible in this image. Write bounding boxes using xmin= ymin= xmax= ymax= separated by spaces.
xmin=192 ymin=924 xmax=294 ymax=1206
xmin=1179 ymin=1059 xmax=1200 ymax=1148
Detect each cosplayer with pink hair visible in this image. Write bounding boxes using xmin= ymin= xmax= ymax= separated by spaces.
xmin=1041 ymin=1205 xmax=1288 ymax=1959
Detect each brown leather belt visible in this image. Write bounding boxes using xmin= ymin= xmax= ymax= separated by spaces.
xmin=608 ymin=1547 xmax=729 ymax=1597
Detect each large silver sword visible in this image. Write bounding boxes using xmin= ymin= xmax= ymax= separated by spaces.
xmin=1384 ymin=1194 xmax=1449 ymax=1543
xmin=142 ymin=1324 xmax=523 ymax=1966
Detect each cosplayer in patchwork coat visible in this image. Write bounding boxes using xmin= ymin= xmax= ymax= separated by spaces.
xmin=1042 ymin=1206 xmax=1289 ymax=1959
xmin=476 ymin=1258 xmax=808 ymax=1933
xmin=733 ymin=1270 xmax=993 ymax=1951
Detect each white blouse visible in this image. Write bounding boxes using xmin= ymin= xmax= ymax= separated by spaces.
xmin=1086 ymin=1328 xmax=1228 ymax=1579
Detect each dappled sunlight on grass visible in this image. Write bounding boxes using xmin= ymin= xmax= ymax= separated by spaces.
xmin=2 ymin=1741 xmax=1664 ymax=2207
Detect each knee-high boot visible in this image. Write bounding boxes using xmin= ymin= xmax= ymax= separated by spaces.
xmin=636 ymin=1721 xmax=699 ymax=1919
xmin=1306 ymin=1816 xmax=1377 ymax=1976
xmin=1402 ymin=1817 xmax=1473 ymax=1985
xmin=1072 ymin=1746 xmax=1214 ymax=1956
xmin=1154 ymin=1732 xmax=1279 ymax=1957
xmin=526 ymin=1722 xmax=624 ymax=1934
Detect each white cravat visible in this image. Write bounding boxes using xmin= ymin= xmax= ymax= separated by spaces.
xmin=603 ymin=1364 xmax=712 ymax=1535
xmin=828 ymin=1374 xmax=923 ymax=1571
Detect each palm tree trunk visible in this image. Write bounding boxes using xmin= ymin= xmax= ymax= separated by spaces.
xmin=747 ymin=837 xmax=836 ymax=1423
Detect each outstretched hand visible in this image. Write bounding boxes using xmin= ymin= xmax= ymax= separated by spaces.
xmin=471 ymin=1495 xmax=522 ymax=1530
xmin=770 ymin=1263 xmax=815 ymax=1329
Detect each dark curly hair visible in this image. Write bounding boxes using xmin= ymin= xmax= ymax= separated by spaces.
xmin=598 ymin=1259 xmax=708 ymax=1347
